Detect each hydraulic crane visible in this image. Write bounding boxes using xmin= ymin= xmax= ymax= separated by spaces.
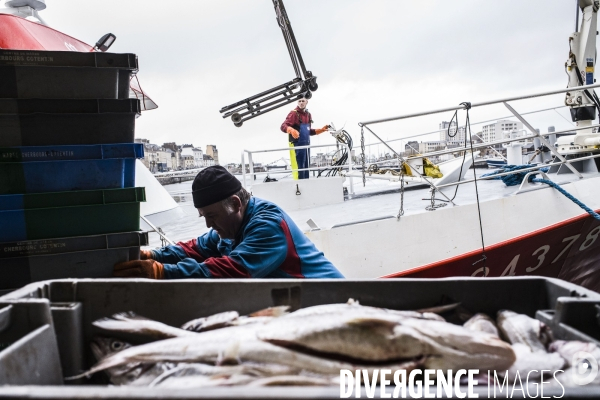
xmin=559 ymin=0 xmax=600 ymax=154
xmin=219 ymin=0 xmax=318 ymax=127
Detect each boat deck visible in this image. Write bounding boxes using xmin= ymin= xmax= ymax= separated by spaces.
xmin=149 ymin=169 xmax=588 ymax=246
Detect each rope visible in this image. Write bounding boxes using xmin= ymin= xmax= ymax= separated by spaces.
xmin=483 ymin=165 xmax=600 ymax=221
xmin=481 ymin=165 xmax=550 ymax=186
xmin=443 ymin=104 xmax=470 ymax=202
xmin=462 ymin=102 xmax=488 ymax=270
xmin=533 ymin=178 xmax=600 ymax=221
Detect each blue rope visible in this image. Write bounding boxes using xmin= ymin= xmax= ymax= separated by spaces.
xmin=482 ymin=164 xmax=600 ymax=221
xmin=532 ymin=177 xmax=600 ymax=221
xmin=481 ymin=165 xmax=549 ymax=186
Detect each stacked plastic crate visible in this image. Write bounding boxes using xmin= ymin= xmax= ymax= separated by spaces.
xmin=0 ymin=49 xmax=148 ymax=291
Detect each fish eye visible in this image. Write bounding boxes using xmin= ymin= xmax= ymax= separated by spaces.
xmin=111 ymin=341 xmax=123 ymax=350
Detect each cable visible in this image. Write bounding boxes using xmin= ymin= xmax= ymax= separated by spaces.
xmin=444 ymin=107 xmax=469 ymax=202
xmin=450 ymin=103 xmax=488 ymax=271
xmin=317 ymin=129 xmax=353 ymax=178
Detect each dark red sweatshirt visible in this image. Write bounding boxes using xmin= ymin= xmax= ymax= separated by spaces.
xmin=280 ymin=107 xmax=315 ymax=142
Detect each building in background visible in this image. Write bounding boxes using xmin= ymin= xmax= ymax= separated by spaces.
xmin=180 ymin=144 xmax=194 ymax=158
xmin=135 ymin=139 xmax=219 ymax=171
xmin=405 ymin=141 xmax=420 ymax=156
xmin=206 ymin=145 xmax=219 ymax=165
xmin=193 ymin=147 xmax=204 ymax=167
xmin=439 ymin=120 xmax=466 ymax=144
xmin=203 ymin=154 xmax=215 ymax=167
xmin=182 ymin=155 xmax=195 ymax=169
xmin=418 ymin=141 xmax=446 ymax=154
xmin=481 ymin=120 xmax=523 ymax=147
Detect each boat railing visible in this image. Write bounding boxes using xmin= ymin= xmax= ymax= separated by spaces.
xmin=436 ymin=153 xmax=600 ymax=190
xmin=241 ymin=142 xmax=355 ymax=195
xmin=359 ymin=82 xmax=600 ymax=126
xmin=140 ymin=215 xmax=175 ymax=247
xmin=359 ymin=105 xmax=570 ymax=148
xmin=356 ymin=82 xmax=600 ymax=196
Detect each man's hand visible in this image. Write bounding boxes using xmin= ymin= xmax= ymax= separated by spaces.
xmin=114 ymin=260 xmax=165 ymax=279
xmin=140 ymin=249 xmax=154 ymax=260
xmin=314 ymin=125 xmax=331 ymax=135
xmin=286 ymin=126 xmax=300 ymax=139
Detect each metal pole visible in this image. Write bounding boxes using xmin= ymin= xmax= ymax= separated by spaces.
xmin=248 ymin=152 xmax=255 ymax=184
xmin=361 ymin=105 xmax=569 ymax=147
xmin=435 ymin=153 xmax=600 ymax=190
xmin=241 ymin=151 xmax=247 ymax=189
xmin=503 ymin=101 xmax=583 ymax=178
xmin=359 ymin=82 xmax=600 ymax=126
xmin=140 ymin=216 xmax=175 ymax=246
xmin=576 ymin=0 xmax=580 ymax=32
xmin=347 ymin=144 xmax=354 ymax=197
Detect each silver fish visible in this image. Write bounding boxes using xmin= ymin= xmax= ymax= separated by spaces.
xmin=71 ymin=323 xmax=420 ymax=380
xmin=151 ymin=374 xmax=256 ymax=388
xmin=88 ymin=337 xmax=175 ymax=386
xmin=248 ymin=305 xmax=290 ymax=318
xmin=505 ymin=343 xmax=565 ymax=380
xmin=181 ymin=311 xmax=240 ymax=332
xmin=415 ymin=302 xmax=460 ymax=315
xmin=549 ymin=340 xmax=600 ymax=367
xmin=464 ymin=313 xmax=499 ymax=337
xmin=258 ymin=311 xmax=515 ymax=371
xmin=93 ymin=312 xmax=195 ymax=340
xmin=287 ymin=300 xmax=444 ymax=321
xmin=497 ymin=310 xmax=552 ymax=352
xmin=247 ymin=375 xmax=336 ymax=387
xmin=180 ymin=306 xmax=289 ymax=332
xmin=230 ymin=316 xmax=277 ymax=326
xmin=150 ymin=362 xmax=301 ymax=387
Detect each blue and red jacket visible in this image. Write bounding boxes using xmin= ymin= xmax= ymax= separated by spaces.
xmin=151 ymin=197 xmax=344 ymax=279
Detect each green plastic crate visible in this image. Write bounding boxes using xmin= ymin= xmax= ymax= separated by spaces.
xmin=0 ymin=187 xmax=145 ymax=241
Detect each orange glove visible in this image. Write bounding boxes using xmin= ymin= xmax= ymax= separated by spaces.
xmin=286 ymin=126 xmax=300 ymax=139
xmin=140 ymin=249 xmax=154 ymax=260
xmin=114 ymin=259 xmax=165 ymax=279
xmin=314 ymin=125 xmax=330 ymax=135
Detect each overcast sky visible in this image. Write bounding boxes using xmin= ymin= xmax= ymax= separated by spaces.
xmin=35 ymin=0 xmax=583 ymax=164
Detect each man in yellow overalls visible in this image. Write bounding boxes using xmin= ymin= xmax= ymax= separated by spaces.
xmin=280 ymin=98 xmax=329 ymax=179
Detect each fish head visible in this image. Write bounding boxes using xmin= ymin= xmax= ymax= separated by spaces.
xmin=91 ymin=337 xmax=133 ymax=361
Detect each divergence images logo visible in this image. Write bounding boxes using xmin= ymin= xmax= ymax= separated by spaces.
xmin=572 ymin=351 xmax=598 ymax=386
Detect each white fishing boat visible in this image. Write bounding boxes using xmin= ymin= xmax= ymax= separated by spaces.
xmin=224 ymin=0 xmax=600 ymax=292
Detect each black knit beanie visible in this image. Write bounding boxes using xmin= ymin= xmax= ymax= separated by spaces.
xmin=191 ymin=166 xmax=242 ymax=208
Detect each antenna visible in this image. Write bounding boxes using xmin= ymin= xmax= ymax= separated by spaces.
xmin=575 ymin=0 xmax=580 ymax=32
xmin=5 ymin=0 xmax=46 ymax=11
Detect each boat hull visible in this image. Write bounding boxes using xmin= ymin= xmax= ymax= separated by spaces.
xmin=306 ymin=175 xmax=600 ymax=292
xmin=392 ymin=209 xmax=600 ymax=293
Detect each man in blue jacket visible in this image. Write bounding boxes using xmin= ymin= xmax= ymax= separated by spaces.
xmin=114 ymin=166 xmax=344 ymax=279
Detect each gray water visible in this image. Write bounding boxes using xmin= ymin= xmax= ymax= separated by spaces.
xmin=148 ymin=174 xmax=272 ymax=247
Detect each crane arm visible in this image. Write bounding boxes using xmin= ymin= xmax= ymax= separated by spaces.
xmin=219 ymin=0 xmax=318 ymax=127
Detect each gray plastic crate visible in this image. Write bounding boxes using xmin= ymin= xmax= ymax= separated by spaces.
xmin=0 ymin=50 xmax=138 ymax=100
xmin=0 ymin=99 xmax=140 ymax=146
xmin=0 ymin=300 xmax=63 ymax=385
xmin=0 ymin=232 xmax=148 ymax=290
xmin=0 ymin=277 xmax=598 ymax=399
